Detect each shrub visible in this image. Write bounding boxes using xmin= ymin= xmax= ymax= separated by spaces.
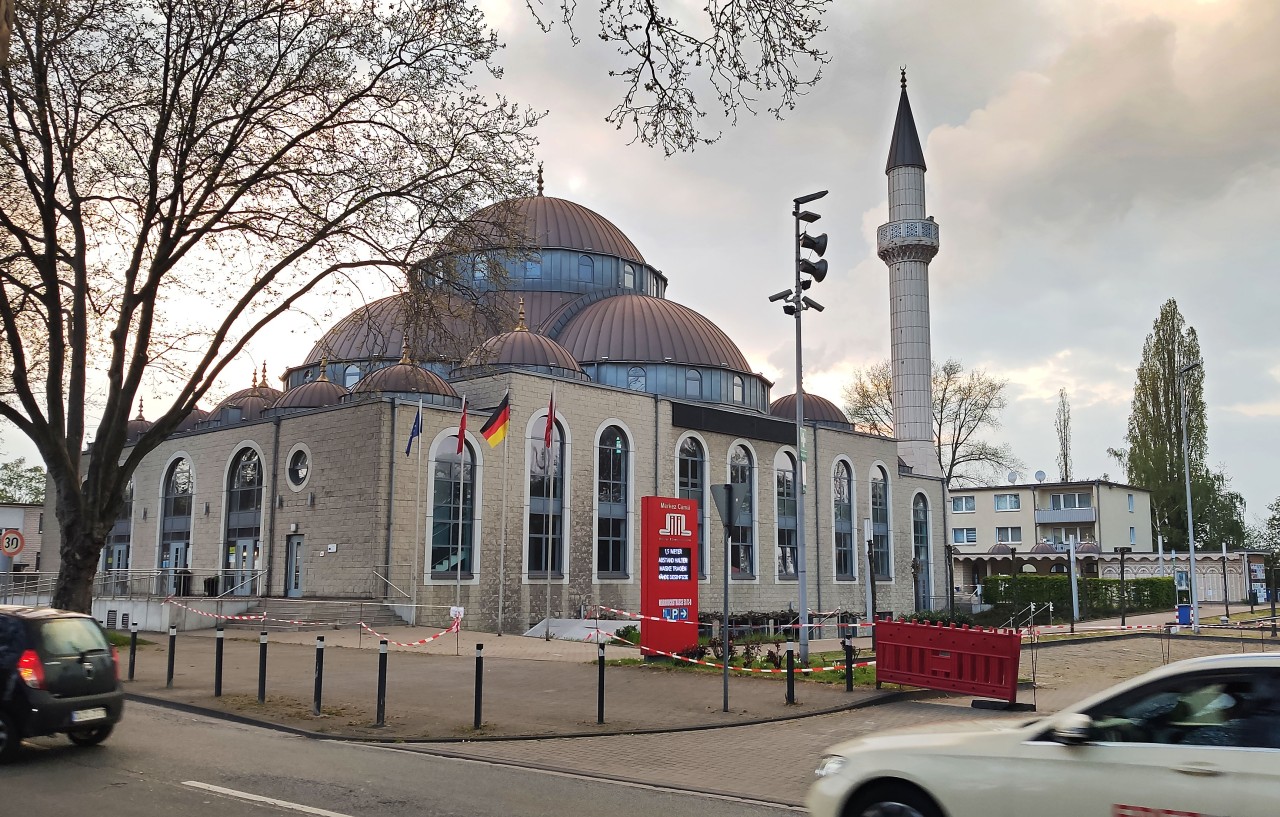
xmin=615 ymin=624 xmax=640 ymax=644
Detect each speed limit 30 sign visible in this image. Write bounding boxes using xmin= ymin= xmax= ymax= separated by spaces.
xmin=1 ymin=529 xmax=25 ymax=558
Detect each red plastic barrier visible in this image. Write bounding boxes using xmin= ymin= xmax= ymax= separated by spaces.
xmin=874 ymin=618 xmax=1021 ymax=703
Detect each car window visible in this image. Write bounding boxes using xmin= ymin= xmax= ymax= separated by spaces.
xmin=1086 ymin=670 xmax=1280 ymax=749
xmin=38 ymin=618 xmax=109 ymax=656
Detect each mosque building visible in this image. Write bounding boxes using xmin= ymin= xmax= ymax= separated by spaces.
xmin=52 ymin=78 xmax=949 ymax=632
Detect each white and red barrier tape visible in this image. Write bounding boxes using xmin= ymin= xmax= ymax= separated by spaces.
xmin=593 ymin=629 xmax=874 ymax=674
xmin=357 ymin=617 xmax=461 ymax=648
xmin=593 ymin=604 xmax=849 ymax=629
xmin=164 ymin=597 xmax=266 ymax=621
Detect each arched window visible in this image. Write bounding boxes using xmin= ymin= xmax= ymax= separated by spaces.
xmin=870 ymin=466 xmax=890 ymax=580
xmin=473 ymin=254 xmax=489 ymax=282
xmin=528 ymin=418 xmax=566 ymax=577
xmin=912 ymin=494 xmax=930 ymax=609
xmin=161 ymin=460 xmax=193 ymax=584
xmin=729 ymin=445 xmax=754 ymax=577
xmin=343 ymin=364 xmax=361 ymax=388
xmin=733 ymin=375 xmax=744 ymax=403
xmin=596 ymin=426 xmax=629 ymax=577
xmin=775 ymin=451 xmax=798 ymax=577
xmin=833 ymin=461 xmax=854 ymax=580
xmin=103 ymin=480 xmax=133 ymax=574
xmin=578 ymin=254 xmax=594 ymax=282
xmin=225 ymin=448 xmax=263 ymax=595
xmin=622 ymin=264 xmax=635 ymax=288
xmin=685 ymin=370 xmax=702 ymax=399
xmin=627 ymin=366 xmax=646 ymax=392
xmin=678 ymin=437 xmax=706 ymax=577
xmin=431 ymin=437 xmax=476 ymax=577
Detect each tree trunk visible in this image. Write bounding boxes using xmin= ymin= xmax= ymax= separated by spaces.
xmin=51 ymin=483 xmax=107 ymax=613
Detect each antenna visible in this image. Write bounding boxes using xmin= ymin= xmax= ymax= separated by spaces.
xmin=1007 ymin=471 xmax=1018 ymax=485
xmin=1034 ymin=470 xmax=1047 ymax=484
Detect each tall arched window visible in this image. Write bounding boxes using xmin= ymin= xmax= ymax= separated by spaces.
xmin=596 ymin=426 xmax=629 ymax=577
xmin=729 ymin=445 xmax=754 ymax=577
xmin=161 ymin=459 xmax=193 ymax=588
xmin=627 ymin=366 xmax=646 ymax=392
xmin=732 ymin=375 xmax=744 ymax=403
xmin=343 ymin=364 xmax=361 ymax=388
xmin=431 ymin=437 xmax=476 ymax=577
xmin=473 ymin=254 xmax=489 ymax=282
xmin=103 ymin=480 xmax=133 ymax=575
xmin=685 ymin=370 xmax=702 ymax=398
xmin=833 ymin=461 xmax=854 ymax=580
xmin=578 ymin=254 xmax=594 ymax=282
xmin=225 ymin=448 xmax=263 ymax=595
xmin=622 ymin=264 xmax=635 ymax=288
xmin=775 ymin=451 xmax=798 ymax=577
xmin=870 ymin=466 xmax=890 ymax=580
xmin=912 ymin=494 xmax=931 ymax=609
xmin=528 ymin=419 xmax=566 ymax=577
xmin=678 ymin=437 xmax=707 ymax=577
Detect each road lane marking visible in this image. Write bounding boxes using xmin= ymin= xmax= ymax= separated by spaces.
xmin=182 ymin=781 xmax=355 ymax=817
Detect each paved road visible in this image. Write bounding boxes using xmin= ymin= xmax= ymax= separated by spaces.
xmin=7 ymin=702 xmax=801 ymax=816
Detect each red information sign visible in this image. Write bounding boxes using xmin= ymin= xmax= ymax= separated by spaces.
xmin=640 ymin=496 xmax=700 ymax=656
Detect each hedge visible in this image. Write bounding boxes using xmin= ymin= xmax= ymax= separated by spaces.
xmin=980 ymin=574 xmax=1175 ymax=621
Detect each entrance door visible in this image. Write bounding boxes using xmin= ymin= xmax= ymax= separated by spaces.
xmin=161 ymin=542 xmax=189 ymax=595
xmin=285 ymin=535 xmax=304 ymax=598
xmin=227 ymin=539 xmax=257 ymax=596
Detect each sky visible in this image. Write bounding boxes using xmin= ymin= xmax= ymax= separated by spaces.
xmin=7 ymin=0 xmax=1278 ymax=519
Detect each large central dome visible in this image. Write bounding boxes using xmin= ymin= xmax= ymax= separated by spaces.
xmin=460 ymin=196 xmax=645 ymax=263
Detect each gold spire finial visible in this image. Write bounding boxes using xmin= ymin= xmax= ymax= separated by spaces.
xmin=135 ymin=397 xmax=145 ymax=421
xmin=317 ymin=357 xmax=330 ymax=382
xmin=400 ymin=339 xmax=412 ymax=365
xmin=262 ymin=362 xmax=269 ymax=387
xmin=900 ymin=66 xmax=907 ymax=90
xmin=536 ymin=162 xmax=544 ymax=196
xmin=251 ymin=367 xmax=259 ymax=388
xmin=516 ymin=297 xmax=527 ymax=331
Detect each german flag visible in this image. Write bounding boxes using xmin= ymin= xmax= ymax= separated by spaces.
xmin=480 ymin=391 xmax=511 ymax=448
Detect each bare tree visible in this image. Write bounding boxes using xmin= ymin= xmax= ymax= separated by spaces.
xmin=525 ymin=0 xmax=831 ymax=154
xmin=842 ymin=358 xmax=1023 ymax=487
xmin=1055 ymin=387 xmax=1072 ymax=482
xmin=0 ymin=0 xmax=540 ymax=611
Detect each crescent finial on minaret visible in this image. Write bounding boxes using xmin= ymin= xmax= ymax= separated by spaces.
xmin=317 ymin=357 xmax=329 ymax=382
xmin=400 ymin=338 xmax=413 ymax=365
xmin=900 ymin=66 xmax=907 ymax=90
xmin=135 ymin=397 xmax=145 ymax=421
xmin=516 ymin=297 xmax=528 ymax=331
xmin=536 ymin=162 xmax=544 ymax=196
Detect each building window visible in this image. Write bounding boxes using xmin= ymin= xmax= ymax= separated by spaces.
xmin=685 ymin=369 xmax=702 ymax=399
xmin=1050 ymin=526 xmax=1095 ymax=545
xmin=1050 ymin=492 xmax=1091 ymax=510
xmin=732 ymin=376 xmax=744 ymax=403
xmin=627 ymin=366 xmax=646 ymax=392
xmin=1130 ymin=526 xmax=1137 ymax=545
xmin=1050 ymin=564 xmax=1067 ymax=574
xmin=161 ymin=460 xmax=193 ymax=578
xmin=528 ymin=419 xmax=565 ymax=577
xmin=343 ymin=365 xmax=361 ymax=388
xmin=953 ymin=528 xmax=977 ymax=544
xmin=596 ymin=426 xmax=629 ymax=577
xmin=431 ymin=438 xmax=476 ymax=577
xmin=834 ymin=462 xmax=854 ymax=579
xmin=287 ymin=449 xmax=310 ymax=489
xmin=224 ymin=448 xmax=263 ymax=593
xmin=37 ymin=512 xmax=43 ymax=534
xmin=996 ymin=526 xmax=1022 ymax=544
xmin=622 ymin=264 xmax=635 ymax=288
xmin=729 ymin=445 xmax=754 ymax=577
xmin=677 ymin=437 xmax=707 ymax=578
xmin=103 ymin=479 xmax=134 ymax=572
xmin=871 ymin=467 xmax=890 ymax=579
xmin=951 ymin=495 xmax=975 ymax=513
xmin=1128 ymin=493 xmax=1135 ymax=513
xmin=775 ymin=451 xmax=798 ymax=578
xmin=525 ymin=258 xmax=541 ymax=278
xmin=994 ymin=493 xmax=1020 ymax=511
xmin=913 ymin=494 xmax=930 ymax=606
xmin=473 ymin=254 xmax=489 ymax=282
xmin=578 ymin=254 xmax=594 ymax=282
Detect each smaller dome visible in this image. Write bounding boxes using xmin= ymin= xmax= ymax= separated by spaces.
xmin=352 ymin=346 xmax=458 ymax=399
xmin=987 ymin=544 xmax=1012 ymax=555
xmin=211 ymin=365 xmax=283 ymax=424
xmin=1075 ymin=542 xmax=1101 ymax=555
xmin=274 ymin=378 xmax=349 ymax=411
xmin=126 ymin=403 xmax=152 ymax=442
xmin=175 ymin=407 xmax=208 ymax=433
xmin=769 ymin=393 xmax=852 ymax=429
xmin=1029 ymin=542 xmax=1057 ymax=554
xmin=455 ymin=300 xmax=587 ymax=380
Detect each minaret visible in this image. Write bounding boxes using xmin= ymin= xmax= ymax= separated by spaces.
xmin=877 ymin=70 xmax=941 ymax=477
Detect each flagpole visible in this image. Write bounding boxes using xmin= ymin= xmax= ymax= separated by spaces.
xmin=411 ymin=399 xmax=423 ymax=627
xmin=496 ymin=420 xmax=510 ymax=637
xmin=455 ymin=399 xmax=466 ymax=609
xmin=544 ymin=387 xmax=555 ymax=641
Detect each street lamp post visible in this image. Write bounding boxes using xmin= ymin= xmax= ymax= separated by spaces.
xmin=1117 ymin=547 xmax=1132 ymax=626
xmin=1179 ymin=359 xmax=1203 ymax=633
xmin=769 ymin=189 xmax=830 ymax=664
xmin=1008 ymin=547 xmax=1018 ymax=608
xmin=1221 ymin=544 xmax=1231 ymax=621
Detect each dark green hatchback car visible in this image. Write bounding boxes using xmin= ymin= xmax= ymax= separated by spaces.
xmin=0 ymin=605 xmax=125 ymax=761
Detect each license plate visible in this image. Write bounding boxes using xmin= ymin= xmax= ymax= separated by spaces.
xmin=71 ymin=707 xmax=107 ymax=723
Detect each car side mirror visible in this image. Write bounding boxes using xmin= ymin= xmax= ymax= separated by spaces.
xmin=1051 ymin=713 xmax=1094 ymax=745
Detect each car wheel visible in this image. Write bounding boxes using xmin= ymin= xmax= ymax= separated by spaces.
xmin=67 ymin=723 xmax=114 ymax=747
xmin=0 ymin=709 xmax=21 ymax=763
xmin=846 ymin=782 xmax=943 ymax=817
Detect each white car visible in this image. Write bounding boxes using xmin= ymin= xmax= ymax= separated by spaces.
xmin=808 ymin=652 xmax=1280 ymax=817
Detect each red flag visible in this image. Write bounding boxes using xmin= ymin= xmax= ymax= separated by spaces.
xmin=457 ymin=396 xmax=467 ymax=455
xmin=543 ymin=387 xmax=555 ymax=448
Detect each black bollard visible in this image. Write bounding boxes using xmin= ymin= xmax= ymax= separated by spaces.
xmin=313 ymin=635 xmax=325 ymax=716
xmin=785 ymin=641 xmax=795 ymax=705
xmin=597 ymin=642 xmax=605 ymax=725
xmin=843 ymin=638 xmax=854 ymax=693
xmin=166 ymin=625 xmax=177 ymax=689
xmin=128 ymin=621 xmax=138 ymax=681
xmin=214 ymin=625 xmax=224 ymax=697
xmin=257 ymin=630 xmax=268 ymax=704
xmin=473 ymin=643 xmax=484 ymax=730
xmin=375 ymin=640 xmax=388 ymax=727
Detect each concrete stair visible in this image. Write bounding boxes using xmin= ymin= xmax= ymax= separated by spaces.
xmin=225 ymin=598 xmax=407 ymax=632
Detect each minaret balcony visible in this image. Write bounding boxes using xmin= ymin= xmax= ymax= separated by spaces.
xmin=876 ymin=219 xmax=940 ymax=264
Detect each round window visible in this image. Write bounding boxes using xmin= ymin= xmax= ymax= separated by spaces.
xmin=287 ymin=449 xmax=310 ymax=488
